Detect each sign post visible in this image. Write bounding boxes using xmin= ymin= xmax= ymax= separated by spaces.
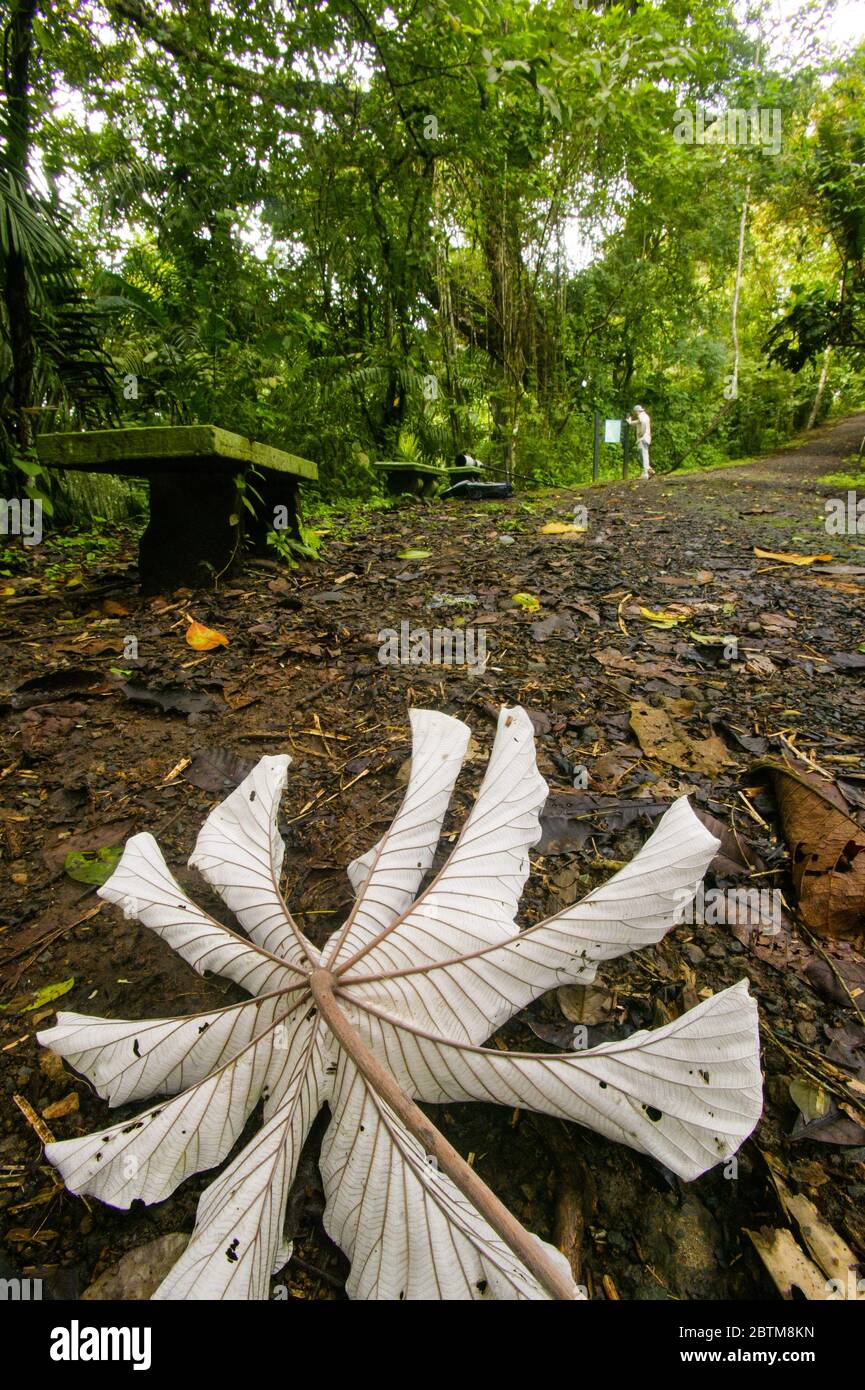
xmin=592 ymin=411 xmax=601 ymax=481
xmin=622 ymin=418 xmax=630 ymax=479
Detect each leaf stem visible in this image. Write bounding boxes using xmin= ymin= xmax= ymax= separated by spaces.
xmin=308 ymin=969 xmax=579 ymax=1301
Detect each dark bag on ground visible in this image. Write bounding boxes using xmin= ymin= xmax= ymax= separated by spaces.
xmin=440 ymin=480 xmax=514 ymax=500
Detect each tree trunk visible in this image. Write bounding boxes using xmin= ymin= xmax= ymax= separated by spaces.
xmin=728 ymin=183 xmax=749 ymax=403
xmin=807 ymin=346 xmax=832 ymax=430
xmin=2 ymin=0 xmax=39 ymax=450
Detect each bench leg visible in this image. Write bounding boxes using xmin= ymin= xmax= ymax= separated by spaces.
xmin=138 ymin=471 xmax=243 ymax=593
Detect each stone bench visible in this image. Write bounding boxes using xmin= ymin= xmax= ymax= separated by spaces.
xmin=374 ymin=459 xmax=486 ymax=497
xmin=36 ymin=424 xmax=317 ymax=592
xmin=448 ymin=460 xmax=486 ymax=485
xmin=373 ymin=460 xmax=444 ymax=497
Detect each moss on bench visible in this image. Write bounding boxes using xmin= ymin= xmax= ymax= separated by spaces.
xmin=37 ymin=425 xmax=318 ymax=480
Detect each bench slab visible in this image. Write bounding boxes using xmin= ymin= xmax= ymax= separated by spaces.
xmin=37 ymin=425 xmax=317 ymax=480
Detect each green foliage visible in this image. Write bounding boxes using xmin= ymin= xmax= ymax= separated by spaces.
xmin=266 ymin=523 xmax=324 ymax=567
xmin=0 ymin=0 xmax=862 ymax=526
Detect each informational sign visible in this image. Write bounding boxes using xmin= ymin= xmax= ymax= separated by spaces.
xmin=604 ymin=418 xmax=622 ymax=444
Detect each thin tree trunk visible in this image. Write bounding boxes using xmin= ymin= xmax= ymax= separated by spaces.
xmin=729 ymin=182 xmax=749 ymax=403
xmin=807 ymin=346 xmax=832 ymax=430
xmin=3 ymin=0 xmax=39 ymax=450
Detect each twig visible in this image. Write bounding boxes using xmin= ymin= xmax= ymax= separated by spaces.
xmin=13 ymin=1093 xmax=55 ymax=1146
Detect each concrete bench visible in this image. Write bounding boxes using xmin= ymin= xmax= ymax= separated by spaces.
xmin=447 ymin=460 xmax=486 ymax=485
xmin=36 ymin=425 xmax=317 ymax=592
xmin=373 ymin=460 xmax=445 ymax=497
xmin=374 ymin=459 xmax=486 ymax=497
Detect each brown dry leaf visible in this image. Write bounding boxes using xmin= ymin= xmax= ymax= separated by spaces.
xmin=51 ymin=636 xmax=121 ymax=658
xmin=592 ymin=647 xmax=684 ymax=681
xmin=6 ymin=1227 xmax=59 ymax=1245
xmin=811 ymin=576 xmax=863 ymax=595
xmin=557 ymin=984 xmax=612 ymax=1025
xmin=751 ymin=758 xmax=865 ymax=938
xmin=691 ymin=807 xmax=766 ymax=875
xmin=744 ymin=651 xmax=777 ymax=678
xmin=221 ymin=679 xmax=261 ymax=711
xmin=753 ymin=548 xmax=834 ymax=566
xmin=629 ymin=700 xmax=733 ymax=776
xmin=41 ymin=1092 xmax=79 ymax=1120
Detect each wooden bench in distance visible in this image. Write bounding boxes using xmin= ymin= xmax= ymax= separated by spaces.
xmin=36 ymin=425 xmax=317 ymax=592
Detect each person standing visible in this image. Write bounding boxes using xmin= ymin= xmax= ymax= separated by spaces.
xmin=627 ymin=405 xmax=654 ymax=478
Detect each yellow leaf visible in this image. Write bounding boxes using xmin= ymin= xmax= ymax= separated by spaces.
xmin=753 ymin=548 xmax=833 ymax=566
xmin=0 ymin=977 xmax=75 ymax=1015
xmin=639 ymin=607 xmax=689 ymax=627
xmin=540 ymin=522 xmax=587 ymax=535
xmin=186 ymin=620 xmax=229 ymax=651
xmin=512 ymin=592 xmax=541 ymax=613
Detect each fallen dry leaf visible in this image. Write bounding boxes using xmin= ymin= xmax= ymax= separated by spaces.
xmin=629 ymin=701 xmax=734 ymax=777
xmin=745 ymin=1227 xmax=833 ymax=1300
xmin=639 ymin=606 xmax=689 ymax=628
xmin=753 ymin=548 xmax=833 ymax=566
xmin=185 ymin=620 xmax=230 ymax=651
xmin=41 ymin=1092 xmax=80 ymax=1120
xmin=557 ymin=984 xmax=613 ymax=1025
xmin=751 ymin=758 xmax=865 ymax=938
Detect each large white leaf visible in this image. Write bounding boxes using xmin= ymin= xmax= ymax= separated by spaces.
xmin=38 ymin=990 xmax=305 ymax=1108
xmin=99 ymin=832 xmax=299 ymax=995
xmin=39 ymin=705 xmax=764 ymax=1300
xmin=333 ymin=705 xmax=548 ymax=1042
xmin=154 ymin=1027 xmax=332 ymax=1300
xmin=320 ymin=1052 xmax=579 ymax=1300
xmin=189 ymin=755 xmax=318 ymax=968
xmin=339 ymin=795 xmax=718 ymax=1044
xmin=325 ymin=709 xmax=471 ymax=968
xmin=42 ymin=1004 xmax=315 ymax=1207
xmin=341 ymin=980 xmax=763 ymax=1182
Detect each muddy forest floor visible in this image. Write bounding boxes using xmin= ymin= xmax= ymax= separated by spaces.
xmin=1 ymin=413 xmax=864 ymax=1302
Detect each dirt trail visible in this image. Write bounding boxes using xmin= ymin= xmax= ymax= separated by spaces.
xmin=0 ymin=413 xmax=863 ymax=1301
